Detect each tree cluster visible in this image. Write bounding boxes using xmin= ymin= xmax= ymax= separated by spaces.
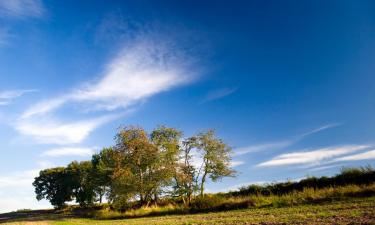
xmin=33 ymin=126 xmax=236 ymax=209
xmin=228 ymin=166 xmax=375 ymax=197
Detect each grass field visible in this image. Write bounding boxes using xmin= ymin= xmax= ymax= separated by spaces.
xmin=1 ymin=196 xmax=374 ymax=225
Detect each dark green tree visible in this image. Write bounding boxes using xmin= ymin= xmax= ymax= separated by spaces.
xmin=33 ymin=167 xmax=74 ymax=208
xmin=66 ymin=161 xmax=96 ymax=207
xmin=91 ymin=147 xmax=116 ymax=203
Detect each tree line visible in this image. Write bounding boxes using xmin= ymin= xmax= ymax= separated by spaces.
xmin=228 ymin=166 xmax=375 ymax=197
xmin=33 ymin=126 xmax=236 ymax=209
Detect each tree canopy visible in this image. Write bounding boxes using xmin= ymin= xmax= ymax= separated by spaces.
xmin=33 ymin=125 xmax=236 ymax=209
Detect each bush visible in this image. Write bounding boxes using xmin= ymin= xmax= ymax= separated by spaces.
xmin=229 ymin=166 xmax=375 ymax=197
xmin=190 ymin=194 xmax=225 ymax=211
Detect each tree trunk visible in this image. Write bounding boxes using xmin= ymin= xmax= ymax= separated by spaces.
xmin=99 ymin=193 xmax=103 ymax=204
xmin=200 ymin=172 xmax=207 ymax=197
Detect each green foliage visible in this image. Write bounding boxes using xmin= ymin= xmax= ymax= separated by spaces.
xmin=66 ymin=161 xmax=96 ymax=207
xmin=111 ymin=126 xmax=167 ymax=207
xmin=33 ymin=167 xmax=74 ymax=208
xmin=33 ymin=125 xmax=236 ymax=209
xmin=229 ymin=166 xmax=375 ymax=197
xmin=91 ymin=147 xmax=116 ymax=203
xmin=195 ymin=130 xmax=236 ymax=196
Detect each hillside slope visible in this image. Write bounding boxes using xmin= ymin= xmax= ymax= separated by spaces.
xmin=1 ymin=197 xmax=374 ymax=225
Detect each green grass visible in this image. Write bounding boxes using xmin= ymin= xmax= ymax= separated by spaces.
xmin=2 ymin=184 xmax=375 ymax=224
xmin=83 ymin=183 xmax=375 ymax=220
xmin=2 ymin=197 xmax=374 ymax=224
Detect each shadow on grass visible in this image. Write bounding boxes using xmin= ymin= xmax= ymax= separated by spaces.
xmin=0 ymin=209 xmax=75 ymax=223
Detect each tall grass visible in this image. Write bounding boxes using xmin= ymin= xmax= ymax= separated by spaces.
xmin=89 ymin=183 xmax=375 ymax=220
xmin=58 ymin=167 xmax=375 ymax=220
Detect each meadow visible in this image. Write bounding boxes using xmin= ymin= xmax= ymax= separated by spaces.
xmin=1 ymin=183 xmax=375 ymax=224
xmin=1 ymin=196 xmax=374 ymax=224
xmin=1 ymin=167 xmax=374 ymax=224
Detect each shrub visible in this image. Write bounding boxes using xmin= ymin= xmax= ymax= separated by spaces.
xmin=190 ymin=194 xmax=225 ymax=211
xmin=229 ymin=166 xmax=375 ymax=197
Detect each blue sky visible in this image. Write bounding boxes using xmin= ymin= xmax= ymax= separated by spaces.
xmin=0 ymin=0 xmax=375 ymax=212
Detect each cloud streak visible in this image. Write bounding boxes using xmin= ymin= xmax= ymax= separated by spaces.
xmin=233 ymin=123 xmax=340 ymax=156
xmin=300 ymin=123 xmax=341 ymax=137
xmin=0 ymin=89 xmax=37 ymax=106
xmin=201 ymin=87 xmax=237 ymax=103
xmin=234 ymin=141 xmax=293 ymax=156
xmin=22 ymin=37 xmax=196 ymax=118
xmin=256 ymin=145 xmax=369 ymax=167
xmin=17 ymin=34 xmax=199 ymax=145
xmin=0 ymin=0 xmax=44 ymax=18
xmin=16 ymin=113 xmax=122 ymax=145
xmin=334 ymin=149 xmax=375 ymax=162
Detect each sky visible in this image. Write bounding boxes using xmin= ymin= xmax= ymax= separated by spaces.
xmin=0 ymin=0 xmax=375 ymax=212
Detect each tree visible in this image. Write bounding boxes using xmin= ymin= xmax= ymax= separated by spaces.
xmin=66 ymin=161 xmax=96 ymax=207
xmin=33 ymin=167 xmax=74 ymax=208
xmin=172 ymin=136 xmax=198 ymax=205
xmin=150 ymin=125 xmax=182 ymax=202
xmin=111 ymin=126 xmax=166 ymax=207
xmin=33 ymin=125 xmax=236 ymax=209
xmin=195 ymin=130 xmax=236 ymax=196
xmin=91 ymin=147 xmax=116 ymax=203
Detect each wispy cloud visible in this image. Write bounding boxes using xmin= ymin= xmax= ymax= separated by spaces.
xmin=41 ymin=147 xmax=95 ymax=157
xmin=230 ymin=160 xmax=245 ymax=167
xmin=233 ymin=123 xmax=340 ymax=156
xmin=300 ymin=123 xmax=341 ymax=137
xmin=0 ymin=89 xmax=36 ymax=106
xmin=22 ymin=37 xmax=197 ymax=118
xmin=16 ymin=114 xmax=121 ymax=144
xmin=0 ymin=0 xmax=44 ymax=18
xmin=256 ymin=145 xmax=369 ymax=167
xmin=17 ymin=34 xmax=199 ymax=145
xmin=201 ymin=87 xmax=237 ymax=103
xmin=334 ymin=149 xmax=375 ymax=162
xmin=0 ymin=169 xmax=37 ymax=188
xmin=234 ymin=141 xmax=293 ymax=156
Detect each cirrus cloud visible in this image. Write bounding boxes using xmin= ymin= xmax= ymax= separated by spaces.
xmin=0 ymin=0 xmax=44 ymax=18
xmin=257 ymin=145 xmax=369 ymax=167
xmin=17 ymin=33 xmax=200 ymax=145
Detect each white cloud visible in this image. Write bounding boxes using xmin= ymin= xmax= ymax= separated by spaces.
xmin=0 ymin=0 xmax=44 ymax=18
xmin=230 ymin=160 xmax=245 ymax=167
xmin=300 ymin=123 xmax=341 ymax=137
xmin=201 ymin=87 xmax=237 ymax=103
xmin=0 ymin=169 xmax=52 ymax=213
xmin=234 ymin=141 xmax=293 ymax=156
xmin=41 ymin=147 xmax=95 ymax=157
xmin=233 ymin=123 xmax=341 ymax=156
xmin=22 ymin=37 xmax=196 ymax=118
xmin=257 ymin=145 xmax=369 ymax=167
xmin=334 ymin=149 xmax=375 ymax=161
xmin=0 ymin=169 xmax=38 ymax=188
xmin=16 ymin=114 xmax=121 ymax=144
xmin=21 ymin=96 xmax=68 ymax=118
xmin=17 ymin=35 xmax=198 ymax=145
xmin=0 ymin=89 xmax=36 ymax=106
